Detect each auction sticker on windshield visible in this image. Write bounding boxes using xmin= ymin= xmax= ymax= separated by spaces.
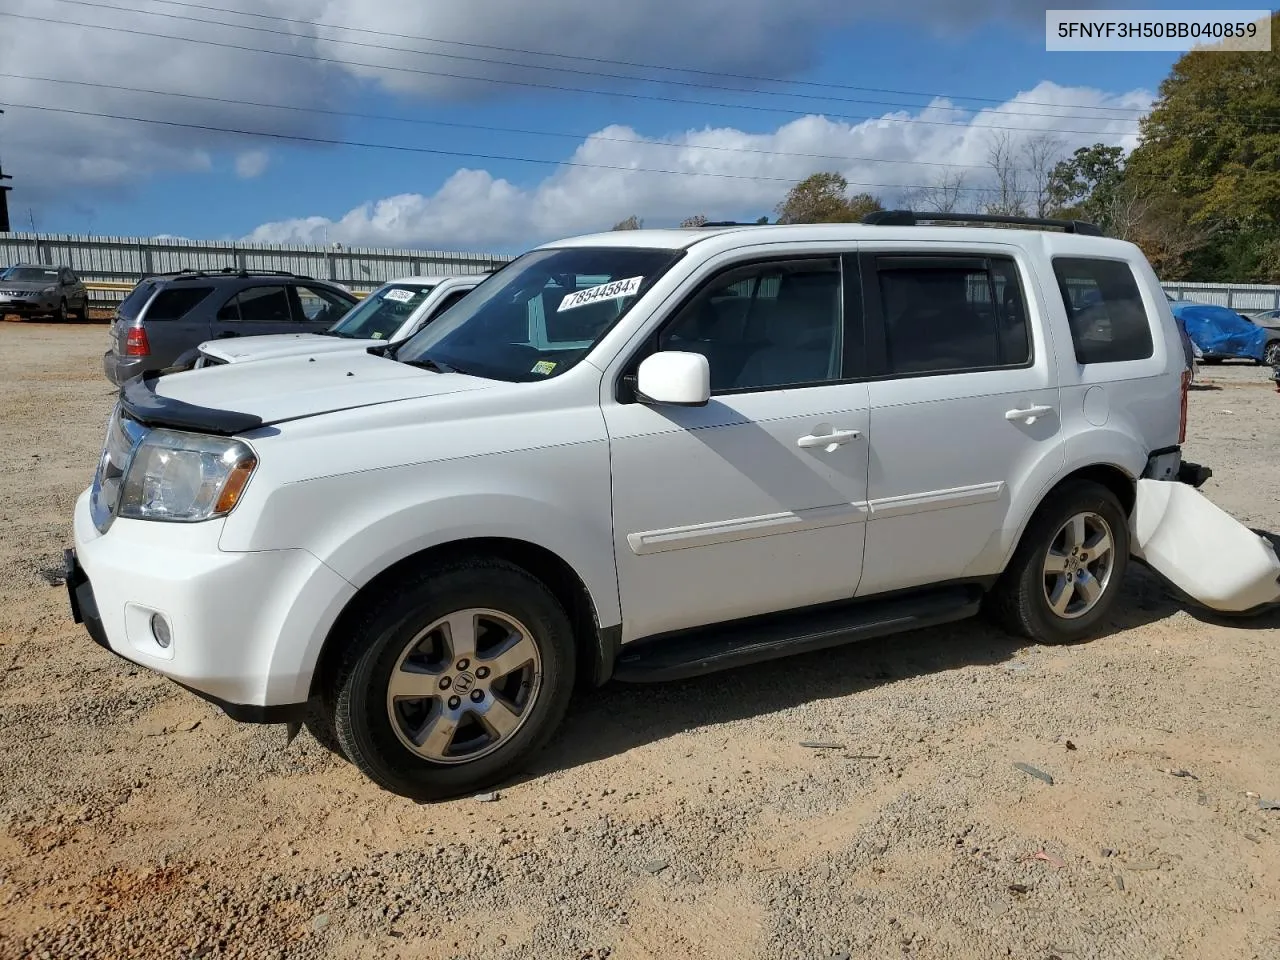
xmin=384 ymin=289 xmax=416 ymax=303
xmin=557 ymin=276 xmax=643 ymax=312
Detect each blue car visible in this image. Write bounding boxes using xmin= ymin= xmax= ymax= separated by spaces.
xmin=1170 ymin=301 xmax=1280 ymax=367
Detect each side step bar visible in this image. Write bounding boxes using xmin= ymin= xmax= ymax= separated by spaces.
xmin=612 ymin=585 xmax=984 ymax=683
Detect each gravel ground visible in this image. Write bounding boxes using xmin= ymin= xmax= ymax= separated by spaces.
xmin=1 ymin=320 xmax=1278 ymax=960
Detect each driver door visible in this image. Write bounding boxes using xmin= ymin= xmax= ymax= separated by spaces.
xmin=602 ymin=253 xmax=870 ymax=641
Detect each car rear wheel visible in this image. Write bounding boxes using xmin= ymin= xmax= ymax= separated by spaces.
xmin=1263 ymin=341 xmax=1280 ymax=367
xmin=986 ymin=479 xmax=1130 ymax=645
xmin=330 ymin=558 xmax=576 ymax=801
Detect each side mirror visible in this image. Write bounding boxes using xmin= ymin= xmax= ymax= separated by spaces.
xmin=635 ymin=351 xmax=710 ymax=407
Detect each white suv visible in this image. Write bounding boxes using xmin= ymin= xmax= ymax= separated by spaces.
xmin=190 ymin=274 xmax=486 ymax=369
xmin=66 ymin=214 xmax=1197 ymax=800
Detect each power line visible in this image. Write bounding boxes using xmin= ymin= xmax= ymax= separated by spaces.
xmin=0 ymin=99 xmax=1061 ymax=195
xmin=0 ymin=11 xmax=1154 ymax=138
xmin=58 ymin=0 xmax=1153 ymax=118
xmin=1 ymin=73 xmax=1008 ymax=173
xmin=45 ymin=0 xmax=1152 ymax=125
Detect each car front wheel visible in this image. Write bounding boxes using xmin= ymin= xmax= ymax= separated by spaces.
xmin=987 ymin=479 xmax=1130 ymax=644
xmin=330 ymin=558 xmax=576 ymax=801
xmin=1264 ymin=340 xmax=1280 ymax=367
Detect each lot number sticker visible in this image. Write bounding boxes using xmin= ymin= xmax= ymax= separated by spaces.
xmin=383 ymin=289 xmax=415 ymax=303
xmin=557 ymin=276 xmax=643 ymax=312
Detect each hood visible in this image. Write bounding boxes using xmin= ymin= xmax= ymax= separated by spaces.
xmin=127 ymin=350 xmax=495 ymax=433
xmin=0 ymin=280 xmax=57 ymax=293
xmin=200 ymin=332 xmax=377 ymax=364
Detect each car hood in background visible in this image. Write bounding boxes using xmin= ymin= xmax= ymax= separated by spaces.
xmin=0 ymin=281 xmax=56 ymax=294
xmin=199 ymin=332 xmax=379 ymax=364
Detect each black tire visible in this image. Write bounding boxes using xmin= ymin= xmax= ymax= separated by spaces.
xmin=1263 ymin=340 xmax=1280 ymax=367
xmin=986 ymin=479 xmax=1130 ymax=645
xmin=303 ymin=697 xmax=347 ymax=758
xmin=73 ymin=301 xmax=89 ymax=322
xmin=330 ymin=558 xmax=576 ymax=801
xmin=55 ymin=299 xmax=68 ymax=322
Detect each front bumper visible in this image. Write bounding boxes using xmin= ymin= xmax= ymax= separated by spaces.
xmin=68 ymin=489 xmax=357 ymax=722
xmin=0 ymin=298 xmax=56 ymax=315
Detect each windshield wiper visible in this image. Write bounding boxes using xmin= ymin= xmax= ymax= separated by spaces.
xmin=400 ymin=357 xmax=456 ymax=373
xmin=315 ymin=329 xmax=351 ymax=338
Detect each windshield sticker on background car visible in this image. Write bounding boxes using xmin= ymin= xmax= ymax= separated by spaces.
xmin=531 ymin=360 xmax=557 ymax=375
xmin=371 ymin=332 xmax=384 ymax=339
xmin=383 ymin=289 xmax=415 ymax=303
xmin=556 ymin=276 xmax=643 ymax=312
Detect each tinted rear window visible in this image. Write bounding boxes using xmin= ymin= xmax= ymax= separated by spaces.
xmin=1053 ymin=257 xmax=1154 ymax=365
xmin=117 ymin=280 xmax=159 ymax=320
xmin=144 ymin=286 xmax=216 ymax=321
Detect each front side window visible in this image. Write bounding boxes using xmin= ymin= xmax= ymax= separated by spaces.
xmin=1053 ymin=257 xmax=1154 ymax=364
xmin=877 ymin=255 xmax=1031 ymax=375
xmin=329 ymin=283 xmax=435 ymax=340
xmin=217 ymin=285 xmax=292 ymax=323
xmin=658 ymin=258 xmax=844 ymax=393
xmin=394 ymin=247 xmax=684 ymax=382
xmin=294 ymin=285 xmax=354 ymax=324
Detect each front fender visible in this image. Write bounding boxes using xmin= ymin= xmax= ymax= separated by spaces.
xmin=220 ymin=440 xmax=620 ymax=627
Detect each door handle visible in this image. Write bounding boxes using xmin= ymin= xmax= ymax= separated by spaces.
xmin=1004 ymin=404 xmax=1055 ymax=424
xmin=797 ymin=428 xmax=861 ymax=450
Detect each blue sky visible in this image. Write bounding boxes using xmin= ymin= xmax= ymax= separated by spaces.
xmin=0 ymin=0 xmax=1214 ymax=252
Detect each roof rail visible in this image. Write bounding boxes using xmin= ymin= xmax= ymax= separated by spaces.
xmin=684 ymin=220 xmax=770 ymax=228
xmin=862 ymin=209 xmax=1103 ymax=236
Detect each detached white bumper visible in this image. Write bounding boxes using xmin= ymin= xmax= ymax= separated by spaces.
xmin=1131 ymin=478 xmax=1280 ymax=614
xmin=70 ymin=489 xmax=357 ymax=716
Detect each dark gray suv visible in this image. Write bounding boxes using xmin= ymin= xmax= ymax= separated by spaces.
xmin=103 ymin=269 xmax=358 ymax=386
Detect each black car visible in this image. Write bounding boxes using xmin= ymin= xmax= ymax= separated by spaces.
xmin=103 ymin=269 xmax=358 ymax=386
xmin=0 ymin=263 xmax=90 ymax=320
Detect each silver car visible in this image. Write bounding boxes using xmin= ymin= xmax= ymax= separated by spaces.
xmin=0 ymin=263 xmax=90 ymax=320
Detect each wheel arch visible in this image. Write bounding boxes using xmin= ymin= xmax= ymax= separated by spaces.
xmin=309 ymin=536 xmax=616 ymax=703
xmin=1000 ymin=461 xmax=1137 ymax=572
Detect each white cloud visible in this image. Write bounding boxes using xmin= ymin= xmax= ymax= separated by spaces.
xmin=234 ymin=149 xmax=271 ymax=179
xmin=247 ymin=81 xmax=1153 ymax=251
xmin=0 ymin=0 xmax=1115 ymax=214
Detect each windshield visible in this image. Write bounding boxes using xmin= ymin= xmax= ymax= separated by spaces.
xmin=393 ymin=247 xmax=684 ymax=381
xmin=1 ymin=267 xmax=59 ymax=283
xmin=329 ymin=283 xmax=435 ymax=340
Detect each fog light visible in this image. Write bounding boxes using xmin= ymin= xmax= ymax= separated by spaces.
xmin=150 ymin=613 xmax=172 ymax=649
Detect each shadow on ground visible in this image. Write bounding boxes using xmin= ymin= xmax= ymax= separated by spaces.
xmin=525 ymin=561 xmax=1280 ymax=782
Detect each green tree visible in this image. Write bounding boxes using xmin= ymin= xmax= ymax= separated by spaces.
xmin=1124 ymin=12 xmax=1280 ymax=280
xmin=679 ymin=214 xmax=709 ymax=227
xmin=775 ymin=172 xmax=883 ymax=224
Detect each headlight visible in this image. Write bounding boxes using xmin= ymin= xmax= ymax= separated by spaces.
xmin=118 ymin=429 xmax=257 ymax=522
xmin=43 ymin=285 xmax=57 ymax=294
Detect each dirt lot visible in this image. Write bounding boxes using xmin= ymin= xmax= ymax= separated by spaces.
xmin=1 ymin=320 xmax=1278 ymax=960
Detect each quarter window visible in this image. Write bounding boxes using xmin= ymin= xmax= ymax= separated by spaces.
xmin=145 ymin=286 xmax=215 ymax=321
xmin=657 ymin=258 xmax=845 ymax=393
xmin=876 ymin=255 xmax=1031 ymax=375
xmin=1053 ymin=257 xmax=1154 ymax=364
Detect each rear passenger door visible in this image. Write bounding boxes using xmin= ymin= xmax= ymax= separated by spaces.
xmin=856 ymin=248 xmax=1064 ymax=597
xmin=209 ymin=285 xmax=296 ymax=340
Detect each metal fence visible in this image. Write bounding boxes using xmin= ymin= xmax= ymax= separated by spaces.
xmin=0 ymin=232 xmax=515 ymax=305
xmin=3 ymin=231 xmax=1279 ymax=312
xmin=1160 ymin=281 xmax=1280 ymax=314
